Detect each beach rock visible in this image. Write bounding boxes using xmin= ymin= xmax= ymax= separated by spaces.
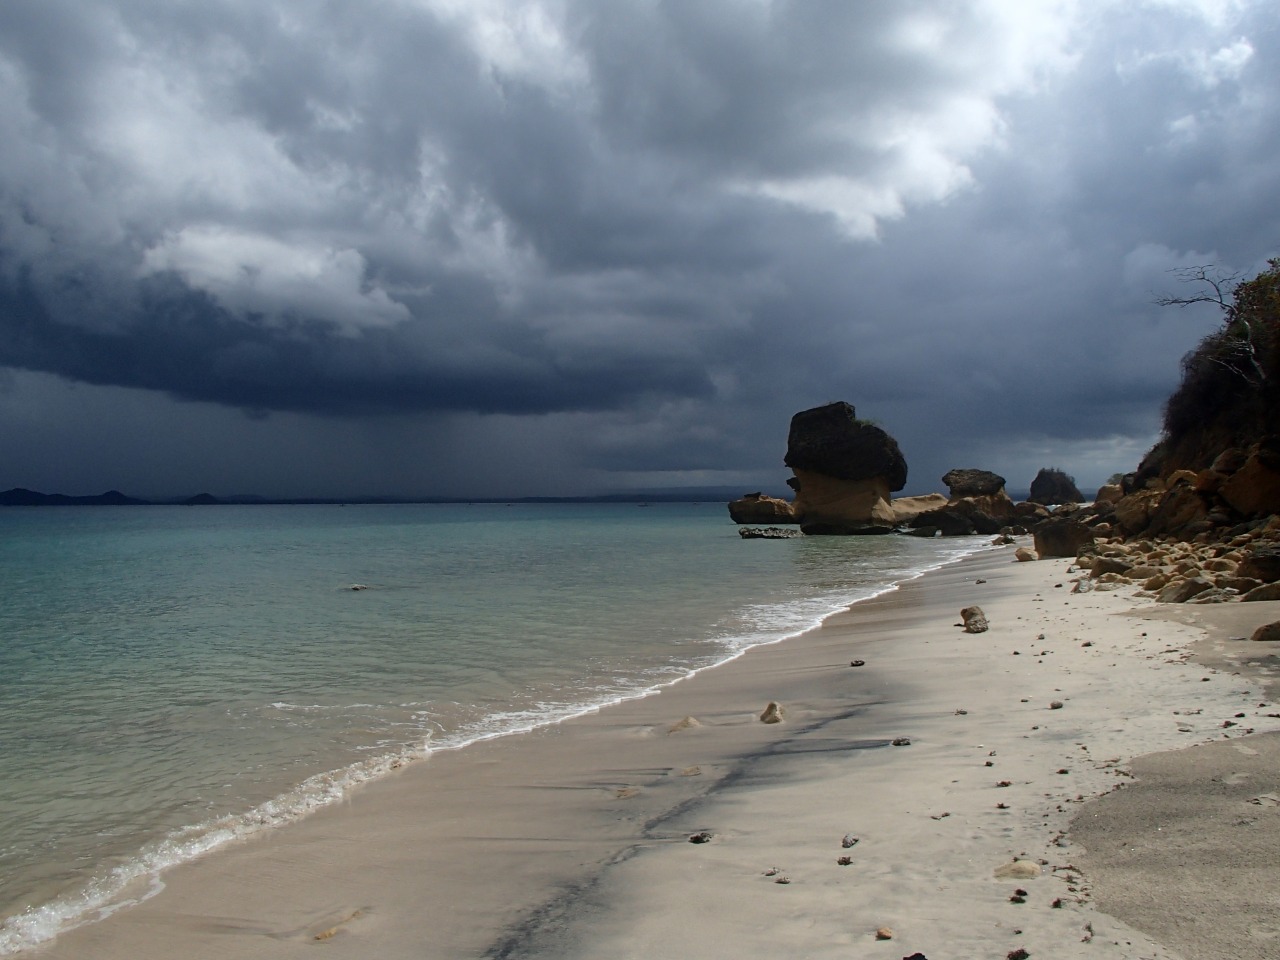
xmin=1145 ymin=484 xmax=1210 ymax=539
xmin=908 ymin=508 xmax=976 ymax=537
xmin=875 ymin=927 xmax=894 ymax=940
xmin=942 ymin=468 xmax=1006 ymax=497
xmin=728 ymin=493 xmax=797 ymax=525
xmin=1014 ymin=547 xmax=1036 ymax=562
xmin=960 ymin=605 xmax=989 ymax=633
xmin=1112 ymin=489 xmax=1162 ymax=535
xmin=1029 ymin=467 xmax=1084 ymax=505
xmin=1239 ymin=545 xmax=1280 ymax=583
xmin=668 ymin=716 xmax=701 ymax=733
xmin=1252 ymin=621 xmax=1280 ymax=642
xmin=1091 ymin=556 xmax=1133 ymax=577
xmin=1187 ymin=588 xmax=1238 ymax=603
xmin=1243 ymin=582 xmax=1280 ymax=602
xmin=1034 ymin=518 xmax=1094 ymax=558
xmin=785 ymin=402 xmax=907 ymax=488
xmin=889 ymin=493 xmax=950 ymax=525
xmin=994 ymin=859 xmax=1042 ymax=879
xmin=759 ymin=701 xmax=785 ymax=724
xmin=738 ymin=526 xmax=801 ymax=539
xmin=778 ymin=402 xmax=909 ymax=535
xmin=1219 ymin=440 xmax=1280 ymax=517
xmin=790 ymin=470 xmax=897 ymax=535
xmin=1157 ymin=577 xmax=1214 ymax=603
xmin=1095 ymin=483 xmax=1124 ymax=504
xmin=688 ymin=831 xmax=713 ymax=843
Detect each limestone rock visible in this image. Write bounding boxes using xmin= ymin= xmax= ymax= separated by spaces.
xmin=791 ymin=470 xmax=897 ymax=535
xmin=785 ymin=402 xmax=907 ymax=489
xmin=1034 ymin=518 xmax=1095 ymax=559
xmin=942 ymin=468 xmax=1006 ymax=498
xmin=1239 ymin=545 xmax=1280 ymax=583
xmin=1252 ymin=621 xmax=1280 ymax=642
xmin=1219 ymin=441 xmax=1280 ymax=517
xmin=1157 ymin=577 xmax=1214 ymax=603
xmin=960 ymin=605 xmax=989 ymax=633
xmin=1029 ymin=468 xmax=1084 ymax=505
xmin=784 ymin=402 xmax=908 ymax=535
xmin=727 ymin=492 xmax=797 ymax=525
xmin=1243 ymin=582 xmax=1280 ymax=602
xmin=889 ymin=493 xmax=949 ymax=525
xmin=1094 ymin=483 xmax=1123 ymax=505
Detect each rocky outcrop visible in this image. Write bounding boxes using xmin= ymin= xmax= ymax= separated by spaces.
xmin=889 ymin=493 xmax=949 ymax=526
xmin=784 ymin=402 xmax=908 ymax=535
xmin=727 ymin=492 xmax=797 ymax=525
xmin=942 ymin=469 xmax=1006 ymax=498
xmin=1028 ymin=468 xmax=1084 ymax=505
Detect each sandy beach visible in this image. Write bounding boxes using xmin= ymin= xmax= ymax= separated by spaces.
xmin=31 ymin=544 xmax=1280 ymax=960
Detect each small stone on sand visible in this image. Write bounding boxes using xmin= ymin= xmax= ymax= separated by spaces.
xmin=994 ymin=859 xmax=1042 ymax=879
xmin=875 ymin=927 xmax=894 ymax=940
xmin=960 ymin=605 xmax=989 ymax=633
xmin=678 ymin=766 xmax=702 ymax=777
xmin=759 ymin=701 xmax=785 ymax=724
xmin=841 ymin=834 xmax=860 ymax=848
xmin=850 ymin=659 xmax=866 ymax=667
xmin=688 ymin=831 xmax=713 ymax=844
xmin=668 ymin=716 xmax=701 ymax=733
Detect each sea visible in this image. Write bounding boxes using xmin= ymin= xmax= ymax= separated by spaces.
xmin=0 ymin=502 xmax=987 ymax=954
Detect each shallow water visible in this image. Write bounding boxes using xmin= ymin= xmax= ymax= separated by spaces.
xmin=0 ymin=502 xmax=983 ymax=953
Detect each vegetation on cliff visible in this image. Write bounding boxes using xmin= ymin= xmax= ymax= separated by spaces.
xmin=1141 ymin=259 xmax=1280 ymax=479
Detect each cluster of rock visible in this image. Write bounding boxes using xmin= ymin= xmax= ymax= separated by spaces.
xmin=729 ymin=402 xmax=1031 ymax=537
xmin=1070 ymin=525 xmax=1280 ymax=604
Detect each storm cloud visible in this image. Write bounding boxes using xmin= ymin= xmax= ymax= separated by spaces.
xmin=1 ymin=0 xmax=1277 ymax=498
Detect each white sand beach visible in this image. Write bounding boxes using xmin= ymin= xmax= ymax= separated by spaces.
xmin=32 ymin=545 xmax=1280 ymax=960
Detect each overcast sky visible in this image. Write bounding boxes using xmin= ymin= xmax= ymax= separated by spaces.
xmin=1 ymin=0 xmax=1276 ymax=499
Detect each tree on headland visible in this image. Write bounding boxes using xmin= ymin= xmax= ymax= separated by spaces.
xmin=1142 ymin=259 xmax=1280 ymax=475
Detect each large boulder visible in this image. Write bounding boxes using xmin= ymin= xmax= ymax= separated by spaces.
xmin=785 ymin=402 xmax=908 ymax=490
xmin=890 ymin=493 xmax=950 ymax=525
xmin=727 ymin=493 xmax=797 ymax=525
xmin=1219 ymin=439 xmax=1280 ymax=517
xmin=790 ymin=470 xmax=897 ymax=535
xmin=784 ymin=402 xmax=908 ymax=535
xmin=1033 ymin=518 xmax=1095 ymax=558
xmin=1028 ymin=468 xmax=1084 ymax=505
xmin=1239 ymin=545 xmax=1280 ymax=584
xmin=942 ymin=469 xmax=1006 ymax=498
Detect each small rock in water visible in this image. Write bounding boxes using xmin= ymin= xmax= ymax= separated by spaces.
xmin=960 ymin=605 xmax=989 ymax=633
xmin=688 ymin=831 xmax=713 ymax=844
xmin=349 ymin=583 xmax=369 ymax=591
xmin=891 ymin=737 xmax=912 ymax=746
xmin=759 ymin=701 xmax=785 ymax=724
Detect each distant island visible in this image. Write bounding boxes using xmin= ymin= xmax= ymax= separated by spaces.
xmin=0 ymin=487 xmax=762 ymax=507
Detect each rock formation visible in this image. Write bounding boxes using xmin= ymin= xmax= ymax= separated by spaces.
xmin=906 ymin=468 xmax=1018 ymax=536
xmin=1028 ymin=468 xmax=1084 ymax=505
xmin=783 ymin=402 xmax=908 ymax=535
xmin=727 ymin=492 xmax=797 ymax=524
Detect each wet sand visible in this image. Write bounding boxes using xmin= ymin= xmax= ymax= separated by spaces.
xmin=30 ymin=546 xmax=1280 ymax=959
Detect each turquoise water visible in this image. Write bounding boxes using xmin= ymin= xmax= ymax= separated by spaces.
xmin=0 ymin=503 xmax=983 ymax=953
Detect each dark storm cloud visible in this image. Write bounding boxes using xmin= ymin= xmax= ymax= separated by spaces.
xmin=1 ymin=0 xmax=1278 ymax=496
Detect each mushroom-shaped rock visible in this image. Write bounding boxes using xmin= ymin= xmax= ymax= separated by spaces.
xmin=784 ymin=402 xmax=908 ymax=535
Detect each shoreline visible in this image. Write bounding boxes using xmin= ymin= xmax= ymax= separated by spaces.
xmin=25 ymin=546 xmax=1280 ymax=959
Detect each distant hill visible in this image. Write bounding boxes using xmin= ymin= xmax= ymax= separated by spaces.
xmin=0 ymin=488 xmax=150 ymax=506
